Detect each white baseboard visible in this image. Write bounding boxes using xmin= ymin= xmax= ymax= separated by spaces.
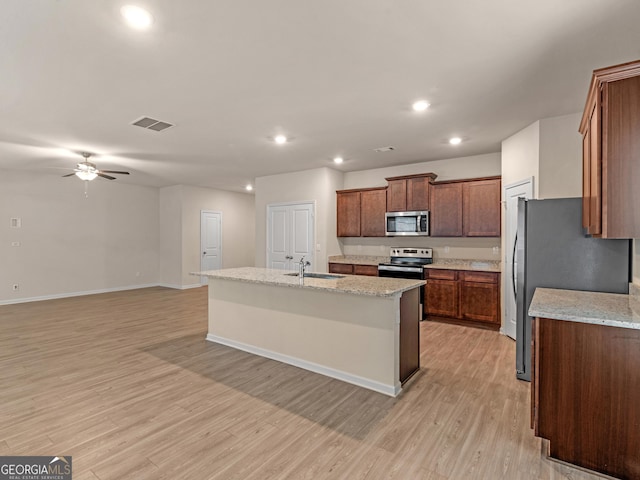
xmin=0 ymin=283 xmax=160 ymax=306
xmin=0 ymin=282 xmax=208 ymax=305
xmin=157 ymin=283 xmax=203 ymax=290
xmin=206 ymin=333 xmax=400 ymax=397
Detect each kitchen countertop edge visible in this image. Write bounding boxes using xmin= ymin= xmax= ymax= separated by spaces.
xmin=528 ymin=287 xmax=640 ymax=330
xmin=194 ymin=267 xmax=425 ymax=298
xmin=328 ymin=255 xmax=501 ymax=272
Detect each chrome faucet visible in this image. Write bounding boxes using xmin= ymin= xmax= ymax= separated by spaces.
xmin=298 ymin=256 xmax=311 ymax=277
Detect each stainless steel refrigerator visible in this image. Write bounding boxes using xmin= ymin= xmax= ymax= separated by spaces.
xmin=515 ymin=197 xmax=630 ymax=381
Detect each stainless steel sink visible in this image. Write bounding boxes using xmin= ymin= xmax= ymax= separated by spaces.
xmin=284 ymin=272 xmax=345 ymax=279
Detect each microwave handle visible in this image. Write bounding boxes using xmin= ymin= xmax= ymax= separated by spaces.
xmin=417 ymin=215 xmax=422 ymax=231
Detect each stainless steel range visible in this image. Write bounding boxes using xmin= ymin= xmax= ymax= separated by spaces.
xmin=378 ymin=248 xmax=432 ymax=319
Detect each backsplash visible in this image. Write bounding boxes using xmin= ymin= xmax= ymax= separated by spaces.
xmin=339 ymin=237 xmax=501 ymax=261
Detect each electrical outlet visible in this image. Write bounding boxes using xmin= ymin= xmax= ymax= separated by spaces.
xmin=492 ymin=246 xmax=500 ymax=255
xmin=135 ymin=272 xmax=141 ymax=277
xmin=12 ymin=284 xmax=19 ymax=291
xmin=444 ymin=246 xmax=450 ymax=253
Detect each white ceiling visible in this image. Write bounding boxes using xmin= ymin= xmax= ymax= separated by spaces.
xmin=2 ymin=1 xmax=640 ymax=192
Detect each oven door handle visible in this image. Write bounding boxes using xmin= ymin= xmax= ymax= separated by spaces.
xmin=378 ymin=265 xmax=424 ymax=274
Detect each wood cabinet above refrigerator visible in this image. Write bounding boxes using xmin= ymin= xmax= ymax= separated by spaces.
xmin=580 ymin=59 xmax=640 ymax=238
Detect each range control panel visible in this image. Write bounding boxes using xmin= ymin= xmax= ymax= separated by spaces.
xmin=390 ymin=247 xmax=433 ymax=258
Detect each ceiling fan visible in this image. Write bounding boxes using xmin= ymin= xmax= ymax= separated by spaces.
xmin=62 ymin=152 xmax=130 ymax=181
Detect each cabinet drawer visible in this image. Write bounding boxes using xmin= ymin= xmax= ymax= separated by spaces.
xmin=426 ymin=269 xmax=457 ymax=280
xmin=461 ymin=271 xmax=498 ymax=283
xmin=353 ymin=264 xmax=379 ymax=276
xmin=328 ymin=263 xmax=354 ymax=274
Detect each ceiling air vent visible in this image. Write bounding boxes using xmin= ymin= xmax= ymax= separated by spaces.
xmin=373 ymin=146 xmax=395 ymax=152
xmin=131 ymin=116 xmax=174 ymax=132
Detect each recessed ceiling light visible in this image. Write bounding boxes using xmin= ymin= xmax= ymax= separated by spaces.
xmin=245 ymin=184 xmax=253 ymax=191
xmin=449 ymin=137 xmax=462 ymax=145
xmin=333 ymin=156 xmax=344 ymax=164
xmin=274 ymin=135 xmax=287 ymax=145
xmin=412 ymin=100 xmax=430 ymax=112
xmin=121 ymin=5 xmax=154 ymax=30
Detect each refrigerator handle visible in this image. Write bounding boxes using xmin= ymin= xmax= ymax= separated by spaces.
xmin=511 ymin=232 xmax=518 ymax=301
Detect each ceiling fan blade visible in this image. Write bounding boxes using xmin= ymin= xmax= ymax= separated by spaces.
xmin=100 ymin=170 xmax=130 ymax=175
xmin=97 ymin=172 xmax=116 ymax=180
xmin=62 ymin=173 xmax=76 ymax=177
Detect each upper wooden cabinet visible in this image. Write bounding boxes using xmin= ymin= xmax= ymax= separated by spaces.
xmin=337 ymin=173 xmax=500 ymax=238
xmin=580 ymin=59 xmax=640 ymax=238
xmin=336 ymin=190 xmax=361 ymax=237
xmin=385 ymin=173 xmax=437 ymax=212
xmin=463 ymin=178 xmax=501 ymax=237
xmin=336 ymin=187 xmax=387 ymax=237
xmin=360 ymin=188 xmax=387 ymax=236
xmin=430 ymin=183 xmax=463 ymax=236
xmin=430 ymin=176 xmax=501 ymax=238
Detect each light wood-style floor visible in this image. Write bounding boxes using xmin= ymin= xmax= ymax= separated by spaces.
xmin=0 ymin=287 xmax=603 ymax=480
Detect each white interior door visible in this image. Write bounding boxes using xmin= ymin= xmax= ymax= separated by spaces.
xmin=201 ymin=211 xmax=222 ymax=284
xmin=267 ymin=202 xmax=314 ymax=271
xmin=503 ymin=179 xmax=533 ymax=339
xmin=267 ymin=205 xmax=291 ymax=269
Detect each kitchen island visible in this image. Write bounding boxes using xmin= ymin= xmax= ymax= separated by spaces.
xmin=197 ymin=267 xmax=425 ymax=396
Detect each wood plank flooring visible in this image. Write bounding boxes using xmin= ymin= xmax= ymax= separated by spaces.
xmin=0 ymin=287 xmax=603 ymax=479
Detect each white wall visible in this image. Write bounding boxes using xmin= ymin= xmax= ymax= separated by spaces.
xmin=501 ymin=121 xmax=540 ymax=197
xmin=180 ymin=185 xmax=255 ymax=286
xmin=159 ymin=185 xmax=255 ymax=288
xmin=539 ymin=113 xmax=583 ymax=199
xmin=0 ymin=169 xmax=159 ymax=303
xmin=159 ymin=185 xmax=183 ymax=288
xmin=341 ymin=153 xmax=503 ymax=261
xmin=343 ymin=153 xmax=501 ymax=189
xmin=255 ymin=167 xmax=344 ymax=271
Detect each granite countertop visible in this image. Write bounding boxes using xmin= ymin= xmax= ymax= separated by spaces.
xmin=528 ymin=287 xmax=640 ymax=330
xmin=425 ymin=259 xmax=501 ymax=272
xmin=328 ymin=255 xmax=501 ymax=272
xmin=195 ymin=267 xmax=425 ymax=297
xmin=328 ymin=255 xmax=389 ymax=266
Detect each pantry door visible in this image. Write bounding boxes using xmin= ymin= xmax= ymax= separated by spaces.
xmin=267 ymin=202 xmax=314 ymax=271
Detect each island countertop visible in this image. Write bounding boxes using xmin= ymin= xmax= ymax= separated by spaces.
xmin=196 ymin=267 xmax=425 ymax=297
xmin=528 ymin=287 xmax=640 ymax=330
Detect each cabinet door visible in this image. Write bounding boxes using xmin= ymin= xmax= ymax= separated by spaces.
xmin=430 ymin=183 xmax=463 ymax=237
xmin=425 ymin=279 xmax=459 ymax=318
xmin=588 ymin=101 xmax=602 ymax=236
xmin=460 ymin=281 xmax=499 ymax=324
xmin=353 ymin=264 xmax=379 ymax=276
xmin=328 ymin=263 xmax=354 ymax=274
xmin=582 ymin=127 xmax=591 ymax=230
xmin=407 ymin=177 xmax=430 ymax=211
xmin=463 ymin=179 xmax=501 ymax=237
xmin=386 ymin=179 xmax=407 ymax=212
xmin=360 ymin=189 xmax=387 ymax=237
xmin=337 ymin=191 xmax=361 ymax=237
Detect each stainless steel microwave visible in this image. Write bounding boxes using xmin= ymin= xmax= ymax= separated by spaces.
xmin=385 ymin=211 xmax=429 ymax=236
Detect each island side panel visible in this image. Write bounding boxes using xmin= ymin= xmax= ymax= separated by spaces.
xmin=399 ymin=287 xmax=420 ymax=383
xmin=207 ymin=278 xmax=401 ymax=395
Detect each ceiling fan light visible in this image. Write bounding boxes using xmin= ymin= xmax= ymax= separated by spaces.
xmin=75 ymin=171 xmax=98 ymax=181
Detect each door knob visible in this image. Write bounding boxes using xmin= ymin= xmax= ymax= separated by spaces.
xmin=285 ymin=255 xmax=293 ymax=260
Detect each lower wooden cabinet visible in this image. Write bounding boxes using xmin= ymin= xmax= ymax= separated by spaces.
xmin=328 ymin=263 xmax=378 ymax=276
xmin=425 ymin=268 xmax=500 ymax=329
xmin=533 ymin=317 xmax=640 ymax=479
xmin=424 ymin=270 xmax=459 ymax=318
